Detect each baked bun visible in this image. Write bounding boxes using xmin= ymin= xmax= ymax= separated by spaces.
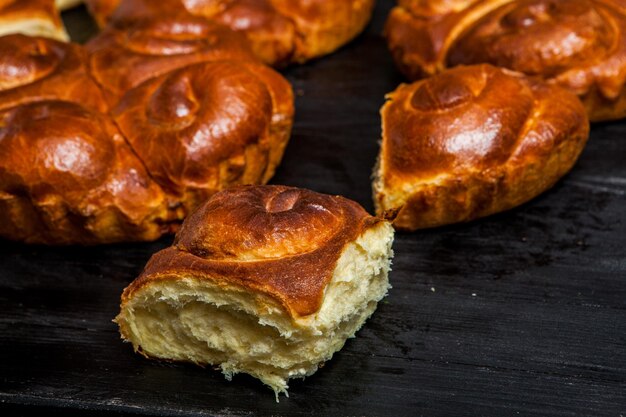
xmin=373 ymin=64 xmax=589 ymax=230
xmin=0 ymin=0 xmax=68 ymax=41
xmin=112 ymin=61 xmax=294 ymax=212
xmin=0 ymin=35 xmax=293 ymax=244
xmin=86 ymin=16 xmax=257 ymax=104
xmin=385 ymin=0 xmax=626 ymax=121
xmin=115 ymin=185 xmax=394 ymax=396
xmin=0 ymin=100 xmax=173 ymax=244
xmin=85 ymin=0 xmax=376 ymax=65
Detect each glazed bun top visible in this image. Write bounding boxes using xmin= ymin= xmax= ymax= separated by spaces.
xmin=381 ymin=64 xmax=588 ymax=180
xmin=128 ymin=185 xmax=385 ymax=317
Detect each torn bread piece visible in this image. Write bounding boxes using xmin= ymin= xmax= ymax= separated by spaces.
xmin=116 ymin=185 xmax=394 ymax=397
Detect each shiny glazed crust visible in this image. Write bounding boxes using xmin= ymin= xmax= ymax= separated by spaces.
xmin=85 ymin=0 xmax=376 ymax=65
xmin=373 ymin=64 xmax=590 ymax=230
xmin=0 ymin=34 xmax=293 ymax=244
xmin=385 ymin=0 xmax=626 ymax=121
xmin=112 ymin=61 xmax=293 ymax=212
xmin=85 ymin=16 xmax=257 ymax=104
xmin=122 ymin=185 xmax=386 ymax=318
xmin=0 ymin=0 xmax=68 ymax=40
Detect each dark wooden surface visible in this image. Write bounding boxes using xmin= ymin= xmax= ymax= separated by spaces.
xmin=1 ymin=1 xmax=625 ymax=416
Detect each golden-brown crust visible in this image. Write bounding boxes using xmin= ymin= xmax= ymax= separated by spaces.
xmin=0 ymin=34 xmax=293 ymax=244
xmin=111 ymin=61 xmax=291 ymax=212
xmin=196 ymin=0 xmax=298 ymax=65
xmin=236 ymin=61 xmax=294 ymax=184
xmin=86 ymin=16 xmax=256 ymax=105
xmin=0 ymin=35 xmax=108 ymax=112
xmin=374 ymin=64 xmax=590 ymax=230
xmin=0 ymin=0 xmax=68 ymax=41
xmin=268 ymin=0 xmax=376 ymax=64
xmin=385 ymin=0 xmax=626 ymax=121
xmin=123 ymin=185 xmax=383 ymax=318
xmin=0 ymin=100 xmax=174 ymax=244
xmin=85 ymin=0 xmax=376 ymax=65
xmin=0 ymin=35 xmax=176 ymax=244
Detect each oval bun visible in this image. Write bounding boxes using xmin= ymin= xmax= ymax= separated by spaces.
xmin=373 ymin=64 xmax=590 ymax=230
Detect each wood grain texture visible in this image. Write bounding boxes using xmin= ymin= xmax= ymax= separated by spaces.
xmin=1 ymin=1 xmax=625 ymax=416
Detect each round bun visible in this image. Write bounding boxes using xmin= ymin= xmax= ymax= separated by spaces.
xmin=85 ymin=0 xmax=376 ymax=65
xmin=116 ymin=185 xmax=394 ymax=395
xmin=373 ymin=64 xmax=590 ymax=230
xmin=0 ymin=100 xmax=171 ymax=244
xmin=385 ymin=0 xmax=626 ymax=121
xmin=0 ymin=34 xmax=293 ymax=244
xmin=112 ymin=61 xmax=292 ymax=212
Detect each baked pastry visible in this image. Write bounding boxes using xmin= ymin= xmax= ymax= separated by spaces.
xmin=0 ymin=0 xmax=68 ymax=41
xmin=0 ymin=34 xmax=294 ymax=244
xmin=86 ymin=16 xmax=257 ymax=104
xmin=0 ymin=35 xmax=174 ymax=244
xmin=0 ymin=101 xmax=174 ymax=245
xmin=115 ymin=185 xmax=394 ymax=396
xmin=373 ymin=64 xmax=589 ymax=230
xmin=111 ymin=60 xmax=294 ymax=213
xmin=385 ymin=0 xmax=626 ymax=121
xmin=85 ymin=0 xmax=377 ymax=65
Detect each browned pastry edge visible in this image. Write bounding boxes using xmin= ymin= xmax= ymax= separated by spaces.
xmin=269 ymin=0 xmax=377 ymax=65
xmin=380 ymin=138 xmax=586 ymax=230
xmin=384 ymin=0 xmax=626 ymax=121
xmin=84 ymin=0 xmax=376 ymax=66
xmin=374 ymin=64 xmax=590 ymax=230
xmin=121 ymin=185 xmax=384 ymax=318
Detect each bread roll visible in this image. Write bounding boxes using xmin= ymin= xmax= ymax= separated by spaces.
xmin=116 ymin=185 xmax=394 ymax=397
xmin=0 ymin=35 xmax=293 ymax=244
xmin=385 ymin=0 xmax=626 ymax=121
xmin=373 ymin=64 xmax=589 ymax=230
xmin=0 ymin=0 xmax=68 ymax=41
xmin=85 ymin=0 xmax=376 ymax=65
xmin=112 ymin=61 xmax=294 ymax=212
xmin=0 ymin=100 xmax=174 ymax=244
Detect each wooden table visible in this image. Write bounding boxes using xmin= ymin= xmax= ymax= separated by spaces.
xmin=1 ymin=1 xmax=625 ymax=415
